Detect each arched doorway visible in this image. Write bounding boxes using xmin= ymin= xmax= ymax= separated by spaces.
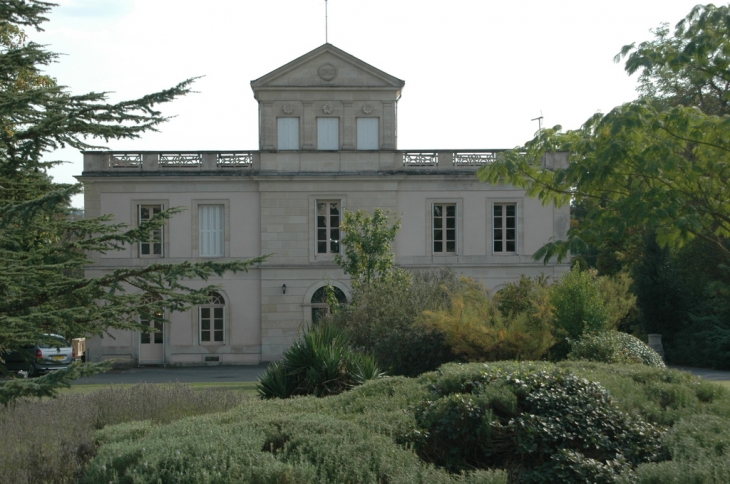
xmin=310 ymin=285 xmax=348 ymax=324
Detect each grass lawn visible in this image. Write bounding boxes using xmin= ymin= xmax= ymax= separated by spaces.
xmin=58 ymin=380 xmax=259 ymax=397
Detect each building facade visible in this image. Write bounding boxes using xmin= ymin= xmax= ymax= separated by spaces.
xmin=79 ymin=44 xmax=570 ymax=366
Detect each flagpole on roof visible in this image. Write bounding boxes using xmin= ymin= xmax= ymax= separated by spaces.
xmin=325 ymin=0 xmax=328 ymax=43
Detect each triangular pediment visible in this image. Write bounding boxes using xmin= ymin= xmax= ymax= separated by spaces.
xmin=251 ymin=44 xmax=404 ymax=90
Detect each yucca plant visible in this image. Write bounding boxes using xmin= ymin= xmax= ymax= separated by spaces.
xmin=257 ymin=322 xmax=385 ymax=399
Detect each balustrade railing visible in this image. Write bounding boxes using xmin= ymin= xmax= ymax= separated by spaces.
xmin=109 ymin=153 xmax=142 ymax=168
xmin=159 ymin=153 xmax=202 ymax=166
xmin=217 ymin=152 xmax=253 ymax=167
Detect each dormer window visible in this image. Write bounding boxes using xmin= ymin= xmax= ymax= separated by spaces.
xmin=278 ymin=117 xmax=299 ymax=150
xmin=317 ymin=118 xmax=339 ymax=150
xmin=357 ymin=118 xmax=378 ymax=150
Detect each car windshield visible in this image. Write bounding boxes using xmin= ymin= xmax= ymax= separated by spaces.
xmin=39 ymin=337 xmax=70 ymax=348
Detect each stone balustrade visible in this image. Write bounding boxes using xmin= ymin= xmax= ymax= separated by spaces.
xmin=82 ymin=149 xmax=520 ymax=174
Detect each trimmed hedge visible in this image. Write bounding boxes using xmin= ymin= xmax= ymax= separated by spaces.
xmin=568 ymin=331 xmax=665 ymax=367
xmin=83 ymin=362 xmax=730 ymax=484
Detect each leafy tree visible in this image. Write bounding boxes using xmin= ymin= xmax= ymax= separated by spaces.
xmin=334 ymin=208 xmax=402 ymax=288
xmin=0 ymin=0 xmax=264 ymax=402
xmin=478 ymin=4 xmax=730 ymax=265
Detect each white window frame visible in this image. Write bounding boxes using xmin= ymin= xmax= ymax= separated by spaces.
xmin=317 ymin=117 xmax=339 ymax=150
xmin=315 ymin=199 xmax=342 ymax=259
xmin=138 ymin=204 xmax=164 ymax=258
xmin=199 ymin=204 xmax=225 ymax=258
xmin=432 ymin=203 xmax=457 ymax=255
xmin=356 ymin=117 xmax=379 ymax=150
xmin=199 ymin=292 xmax=225 ymax=344
xmin=492 ymin=202 xmax=519 ymax=255
xmin=277 ymin=117 xmax=300 ymax=150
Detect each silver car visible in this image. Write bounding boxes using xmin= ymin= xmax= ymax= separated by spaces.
xmin=1 ymin=334 xmax=75 ymax=377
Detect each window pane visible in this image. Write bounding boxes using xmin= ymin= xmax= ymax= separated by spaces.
xmin=506 ymin=205 xmax=515 ymax=216
xmin=494 ymin=241 xmax=503 ymax=252
xmin=202 ymin=320 xmax=210 ymax=330
xmin=141 ymin=207 xmax=149 ymax=220
xmin=506 ymin=218 xmax=515 ymax=229
xmin=214 ymin=308 xmax=223 ymax=319
xmin=494 ymin=229 xmax=502 ymax=240
xmin=329 ymin=203 xmax=339 ymax=215
xmin=214 ymin=331 xmax=224 ymax=342
xmin=141 ymin=333 xmax=150 ymax=344
xmin=201 ymin=308 xmax=210 ymax=319
xmin=494 ymin=217 xmax=502 ymax=228
xmin=153 ymin=243 xmax=162 ymax=255
xmin=330 ymin=215 xmax=339 ymax=227
xmin=317 ymin=215 xmax=326 ymax=228
xmin=506 ymin=229 xmax=515 ymax=240
xmin=318 ymin=228 xmax=327 ymax=241
xmin=318 ymin=241 xmax=327 ymax=253
xmin=434 ymin=229 xmax=443 ymax=242
xmin=154 ymin=331 xmax=163 ymax=344
xmin=330 ymin=228 xmax=339 ymax=242
xmin=434 ymin=217 xmax=442 ymax=229
xmin=507 ymin=241 xmax=516 ymax=252
xmin=494 ymin=205 xmax=502 ymax=216
xmin=201 ymin=331 xmax=210 ymax=342
xmin=433 ymin=205 xmax=442 ymax=217
xmin=446 ymin=217 xmax=455 ymax=229
xmin=214 ymin=319 xmax=223 ymax=330
xmin=317 ymin=203 xmax=326 ymax=215
xmin=330 ymin=239 xmax=339 ymax=253
xmin=447 ymin=241 xmax=456 ymax=252
xmin=434 ymin=241 xmax=443 ymax=252
xmin=447 ymin=229 xmax=455 ymax=241
xmin=141 ymin=244 xmax=150 ymax=255
xmin=200 ymin=205 xmax=224 ymax=257
xmin=446 ymin=205 xmax=455 ymax=217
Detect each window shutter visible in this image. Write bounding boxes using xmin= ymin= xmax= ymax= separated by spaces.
xmin=278 ymin=118 xmax=299 ymax=150
xmin=200 ymin=205 xmax=224 ymax=257
xmin=357 ymin=118 xmax=378 ymax=150
xmin=515 ymin=203 xmax=519 ymax=255
xmin=317 ymin=118 xmax=339 ymax=150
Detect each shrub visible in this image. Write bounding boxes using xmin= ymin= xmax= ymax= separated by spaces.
xmin=549 ymin=267 xmax=611 ymax=359
xmin=333 ymin=269 xmax=458 ymax=376
xmin=256 ymin=321 xmax=384 ymax=399
xmin=406 ymin=362 xmax=663 ymax=482
xmin=568 ymin=331 xmax=665 ymax=367
xmin=0 ymin=383 xmax=243 ymax=484
xmin=420 ymin=277 xmax=555 ymax=361
xmin=85 ymin=381 xmax=509 ymax=484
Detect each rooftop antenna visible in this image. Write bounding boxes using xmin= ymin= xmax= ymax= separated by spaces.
xmin=325 ymin=0 xmax=328 ymax=43
xmin=531 ymin=111 xmax=544 ymax=132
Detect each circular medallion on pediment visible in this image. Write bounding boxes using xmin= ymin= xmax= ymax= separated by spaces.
xmin=362 ymin=103 xmax=373 ymax=115
xmin=282 ymin=103 xmax=294 ymax=114
xmin=322 ymin=103 xmax=333 ymax=114
xmin=318 ymin=63 xmax=337 ymax=81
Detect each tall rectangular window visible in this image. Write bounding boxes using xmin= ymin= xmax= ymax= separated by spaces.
xmin=138 ymin=204 xmax=163 ymax=257
xmin=278 ymin=117 xmax=299 ymax=150
xmin=493 ymin=203 xmax=516 ymax=253
xmin=316 ymin=200 xmax=340 ymax=255
xmin=317 ymin=118 xmax=339 ymax=150
xmin=199 ymin=292 xmax=225 ymax=343
xmin=433 ymin=204 xmax=456 ymax=254
xmin=357 ymin=118 xmax=378 ymax=150
xmin=199 ymin=205 xmax=224 ymax=257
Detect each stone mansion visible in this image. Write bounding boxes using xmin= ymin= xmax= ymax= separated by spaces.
xmin=79 ymin=44 xmax=570 ymax=366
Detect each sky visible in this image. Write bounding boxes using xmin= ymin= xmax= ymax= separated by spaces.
xmin=35 ymin=0 xmax=706 ymax=208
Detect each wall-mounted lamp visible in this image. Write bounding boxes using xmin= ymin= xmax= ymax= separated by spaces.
xmin=282 ymin=284 xmax=287 ymax=294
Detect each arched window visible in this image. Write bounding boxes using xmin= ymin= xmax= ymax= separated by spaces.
xmin=311 ymin=285 xmax=347 ymax=324
xmin=199 ymin=292 xmax=225 ymax=343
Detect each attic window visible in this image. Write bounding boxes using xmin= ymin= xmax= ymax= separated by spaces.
xmin=278 ymin=118 xmax=299 ymax=150
xmin=317 ymin=118 xmax=339 ymax=150
xmin=357 ymin=118 xmax=378 ymax=150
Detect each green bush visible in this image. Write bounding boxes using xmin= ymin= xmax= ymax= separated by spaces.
xmin=568 ymin=331 xmax=665 ymax=367
xmin=333 ymin=270 xmax=458 ymax=376
xmin=257 ymin=322 xmax=384 ymax=399
xmin=0 ymin=383 xmax=243 ymax=484
xmin=85 ymin=379 xmax=508 ymax=484
xmin=406 ymin=363 xmax=662 ymax=482
xmin=549 ymin=267 xmax=611 ymax=359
